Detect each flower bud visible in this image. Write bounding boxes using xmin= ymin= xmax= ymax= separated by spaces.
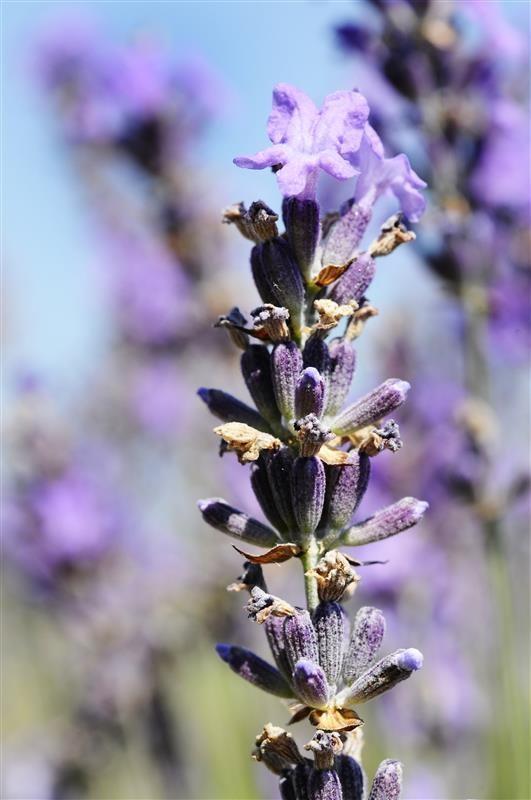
xmin=305 ymin=731 xmax=343 ymax=769
xmin=336 ymin=648 xmax=423 ymax=707
xmin=216 ymin=644 xmax=293 ymax=698
xmin=308 ymin=769 xmax=343 ymax=800
xmin=303 ymin=335 xmax=331 ymax=377
xmin=241 ymin=345 xmax=281 ymax=428
xmin=197 ymin=387 xmax=270 ymax=432
xmin=272 ymin=342 xmax=303 ymax=422
xmin=197 ymin=498 xmax=279 ymax=547
xmin=251 ymin=239 xmax=304 ymax=333
xmin=282 ymin=197 xmax=320 ymax=281
xmin=267 ymin=447 xmax=297 ymax=533
xmin=280 ymin=763 xmax=312 ymax=800
xmin=284 ymin=609 xmax=319 ymax=670
xmin=313 ymin=601 xmax=348 ymax=690
xmin=293 ymin=659 xmax=330 ymax=709
xmin=322 ymin=204 xmax=372 ymax=269
xmin=336 ymin=755 xmax=365 ymax=800
xmin=265 ymin=614 xmax=292 ymax=680
xmin=329 ymin=252 xmax=376 ymax=306
xmin=223 ymin=200 xmax=279 ymax=242
xmin=322 ymin=452 xmax=370 ymax=532
xmin=332 ymin=380 xmax=410 ymax=436
xmin=250 ymin=459 xmax=288 ymax=534
xmin=295 ymin=368 xmax=327 ymax=419
xmin=291 ymin=457 xmax=326 ymax=538
xmin=343 ymin=607 xmax=386 ymax=685
xmin=341 ymin=497 xmax=429 ymax=546
xmin=326 ymin=338 xmax=357 ymax=416
xmin=307 ymin=551 xmax=360 ymax=603
xmin=251 ymin=304 xmax=290 ymax=342
xmin=368 ymin=759 xmax=403 ymax=800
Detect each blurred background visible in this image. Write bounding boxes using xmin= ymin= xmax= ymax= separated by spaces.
xmin=2 ymin=1 xmax=529 ymax=799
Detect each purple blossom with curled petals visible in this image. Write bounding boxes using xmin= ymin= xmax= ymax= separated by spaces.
xmin=234 ymin=83 xmax=369 ymax=199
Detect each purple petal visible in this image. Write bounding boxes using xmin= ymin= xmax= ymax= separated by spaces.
xmin=267 ymin=83 xmax=318 ymax=147
xmin=234 ymin=143 xmax=291 ymax=170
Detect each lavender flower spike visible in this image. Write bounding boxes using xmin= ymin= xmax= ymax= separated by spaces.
xmin=368 ymin=760 xmax=403 ymax=800
xmin=234 ymin=84 xmax=369 ymax=200
xmin=340 ymin=497 xmax=429 ymax=546
xmin=332 ymin=379 xmax=410 ymax=436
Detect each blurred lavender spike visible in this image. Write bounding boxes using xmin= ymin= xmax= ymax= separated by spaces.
xmin=343 ymin=606 xmax=386 ymax=685
xmin=272 ymin=342 xmax=304 ymax=422
xmin=332 ymin=379 xmax=410 ymax=436
xmin=325 ymin=338 xmax=357 ymax=416
xmin=283 ymin=197 xmax=321 ymax=281
xmin=312 ymin=601 xmax=348 ymax=690
xmin=329 ymin=252 xmax=376 ymax=306
xmin=322 ymin=204 xmax=373 ymax=268
xmin=291 ymin=457 xmax=326 ymax=538
xmin=197 ymin=388 xmax=271 ymax=432
xmin=293 ymin=659 xmax=330 ymax=709
xmin=215 ymin=644 xmax=293 ymax=698
xmin=336 ymin=648 xmax=423 ymax=707
xmin=284 ymin=610 xmax=319 ymax=670
xmin=197 ymin=498 xmax=279 ymax=547
xmin=241 ymin=345 xmax=282 ymax=429
xmin=368 ymin=759 xmax=403 ymax=800
xmin=295 ymin=367 xmax=327 ymax=419
xmin=336 ymin=755 xmax=365 ymax=800
xmin=321 ymin=452 xmax=371 ymax=533
xmin=340 ymin=497 xmax=429 ymax=546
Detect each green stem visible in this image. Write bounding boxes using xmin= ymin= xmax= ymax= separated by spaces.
xmin=301 ymin=538 xmax=319 ymax=613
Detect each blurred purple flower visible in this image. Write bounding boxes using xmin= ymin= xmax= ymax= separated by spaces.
xmin=131 ymin=358 xmax=188 ymax=435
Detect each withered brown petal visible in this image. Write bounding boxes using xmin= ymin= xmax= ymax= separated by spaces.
xmin=310 ymin=707 xmax=364 ymax=732
xmin=232 ymin=543 xmax=301 ymax=564
xmin=314 ymin=263 xmax=351 ymax=287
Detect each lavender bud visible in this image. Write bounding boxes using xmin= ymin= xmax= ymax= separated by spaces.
xmin=216 ymin=644 xmax=293 ymax=698
xmin=343 ymin=607 xmax=386 ymax=685
xmin=281 ymin=763 xmax=312 ymax=800
xmin=322 ymin=452 xmax=370 ymax=532
xmin=329 ymin=252 xmax=376 ymax=306
xmin=341 ymin=498 xmax=429 ymax=546
xmin=331 ymin=380 xmax=410 ymax=437
xmin=325 ymin=339 xmax=357 ymax=417
xmin=241 ymin=345 xmax=281 ymax=428
xmin=293 ymin=659 xmax=330 ymax=709
xmin=336 ymin=649 xmax=423 ymax=707
xmin=313 ymin=601 xmax=348 ymax=690
xmin=247 ymin=587 xmax=295 ymax=624
xmin=197 ymin=498 xmax=279 ymax=547
xmin=251 ymin=239 xmax=304 ymax=332
xmin=336 ymin=755 xmax=365 ymax=800
xmin=368 ymin=760 xmax=403 ymax=800
xmin=294 ymin=414 xmax=334 ymax=457
xmin=284 ymin=609 xmax=319 ymax=670
xmin=295 ymin=368 xmax=327 ymax=419
xmin=267 ymin=447 xmax=297 ymax=533
xmin=282 ymin=197 xmax=320 ymax=281
xmin=250 ymin=459 xmax=288 ymax=534
xmin=198 ymin=387 xmax=270 ymax=432
xmin=322 ymin=204 xmax=372 ymax=269
xmin=265 ymin=614 xmax=292 ymax=680
xmin=272 ymin=342 xmax=303 ymax=422
xmin=251 ymin=304 xmax=290 ymax=342
xmin=303 ymin=335 xmax=331 ymax=377
xmin=291 ymin=457 xmax=326 ymax=538
xmin=308 ymin=769 xmax=343 ymax=800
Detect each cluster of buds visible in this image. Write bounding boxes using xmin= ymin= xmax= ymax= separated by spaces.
xmin=198 ymin=84 xmax=428 ymax=798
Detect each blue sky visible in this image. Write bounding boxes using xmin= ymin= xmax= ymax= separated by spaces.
xmin=3 ymin=1 xmax=359 ymax=388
